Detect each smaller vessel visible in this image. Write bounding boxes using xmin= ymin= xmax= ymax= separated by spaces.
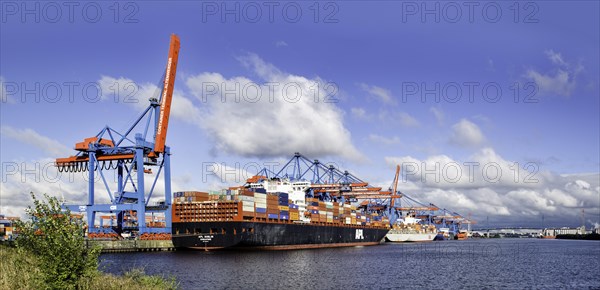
xmin=455 ymin=229 xmax=469 ymax=240
xmin=541 ymin=228 xmax=556 ymax=239
xmin=434 ymin=227 xmax=451 ymax=241
xmin=386 ymin=215 xmax=436 ymax=242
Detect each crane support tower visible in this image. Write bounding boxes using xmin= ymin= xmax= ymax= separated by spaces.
xmin=55 ymin=34 xmax=180 ymax=238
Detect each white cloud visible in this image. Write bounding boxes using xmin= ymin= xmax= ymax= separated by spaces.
xmin=430 ymin=107 xmax=444 ymax=125
xmin=351 ymin=107 xmax=367 ymax=119
xmin=236 ymin=53 xmax=282 ymax=81
xmin=384 ymin=148 xmax=600 ymax=226
xmin=275 ymin=40 xmax=288 ymax=47
xmin=398 ymin=112 xmax=420 ymax=127
xmin=379 ymin=110 xmax=420 ymax=127
xmin=359 ymin=83 xmax=394 ymax=104
xmin=186 ymin=53 xmax=365 ymax=162
xmin=98 ymin=54 xmax=365 ymax=162
xmin=1 ymin=126 xmax=70 ymax=156
xmin=368 ymin=134 xmax=400 ymax=145
xmin=449 ymin=119 xmax=485 ymax=147
xmin=97 ymin=76 xmax=202 ymax=126
xmin=546 ymin=50 xmax=567 ymax=66
xmin=525 ymin=50 xmax=583 ymax=97
xmin=526 ymin=69 xmax=575 ymax=97
xmin=204 ymin=163 xmax=253 ymax=186
xmin=0 ymin=156 xmax=186 ymax=220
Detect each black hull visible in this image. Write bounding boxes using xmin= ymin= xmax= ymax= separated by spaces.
xmin=172 ymin=221 xmax=389 ymax=250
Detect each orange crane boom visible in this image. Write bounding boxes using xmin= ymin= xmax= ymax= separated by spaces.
xmin=390 ymin=165 xmax=400 ymax=208
xmin=153 ymin=34 xmax=180 ymax=155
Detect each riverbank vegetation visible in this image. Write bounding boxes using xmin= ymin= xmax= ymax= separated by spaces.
xmin=0 ymin=193 xmax=176 ymax=289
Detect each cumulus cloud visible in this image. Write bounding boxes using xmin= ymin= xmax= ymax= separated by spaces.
xmin=359 ymin=83 xmax=394 ymax=104
xmin=1 ymin=156 xmax=188 ymax=219
xmin=398 ymin=112 xmax=420 ymax=127
xmin=368 ymin=134 xmax=401 ymax=145
xmin=1 ymin=126 xmax=70 ymax=156
xmin=449 ymin=119 xmax=485 ymax=147
xmin=97 ymin=76 xmax=202 ymax=125
xmin=186 ymin=54 xmax=365 ymax=162
xmin=430 ymin=107 xmax=444 ymax=125
xmin=384 ymin=148 xmax=600 ymax=227
xmin=203 ymin=162 xmax=253 ymax=186
xmin=378 ymin=110 xmax=420 ymax=127
xmin=275 ymin=40 xmax=288 ymax=47
xmin=98 ymin=54 xmax=365 ymax=162
xmin=351 ymin=107 xmax=368 ymax=119
xmin=525 ymin=50 xmax=583 ymax=97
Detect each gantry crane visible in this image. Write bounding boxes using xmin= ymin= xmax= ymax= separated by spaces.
xmin=248 ymin=153 xmax=473 ymax=229
xmin=55 ymin=34 xmax=180 ymax=238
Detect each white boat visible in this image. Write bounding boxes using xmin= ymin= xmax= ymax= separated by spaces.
xmin=386 ymin=216 xmax=436 ymax=242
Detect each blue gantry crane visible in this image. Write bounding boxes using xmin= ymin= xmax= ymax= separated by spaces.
xmin=55 ymin=34 xmax=180 ymax=239
xmin=252 ymin=155 xmax=473 ymax=232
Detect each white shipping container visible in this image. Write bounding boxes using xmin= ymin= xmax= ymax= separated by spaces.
xmin=239 ymin=196 xmax=254 ymax=202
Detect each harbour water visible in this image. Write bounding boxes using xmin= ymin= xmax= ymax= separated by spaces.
xmin=99 ymin=239 xmax=600 ymax=289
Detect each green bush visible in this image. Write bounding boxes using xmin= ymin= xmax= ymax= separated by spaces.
xmin=6 ymin=192 xmax=178 ymax=289
xmin=1 ymin=245 xmax=177 ymax=290
xmin=14 ymin=193 xmax=100 ymax=289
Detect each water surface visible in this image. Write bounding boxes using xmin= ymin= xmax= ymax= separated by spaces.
xmin=100 ymin=239 xmax=600 ymax=289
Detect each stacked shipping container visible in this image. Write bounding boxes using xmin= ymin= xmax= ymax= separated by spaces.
xmin=173 ymin=191 xmax=389 ymax=227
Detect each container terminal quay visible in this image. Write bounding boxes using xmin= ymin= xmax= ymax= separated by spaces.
xmin=3 ymin=34 xmax=598 ymax=252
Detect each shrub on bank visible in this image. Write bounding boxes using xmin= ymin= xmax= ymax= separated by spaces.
xmin=2 ymin=193 xmax=177 ymax=289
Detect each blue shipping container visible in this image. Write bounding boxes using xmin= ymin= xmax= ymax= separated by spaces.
xmin=280 ymin=215 xmax=289 ymax=220
xmin=280 ymin=210 xmax=289 ymax=215
xmin=255 ymin=207 xmax=267 ymax=213
xmin=267 ymin=213 xmax=279 ymax=219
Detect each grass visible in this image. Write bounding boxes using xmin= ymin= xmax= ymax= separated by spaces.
xmin=0 ymin=244 xmax=178 ymax=290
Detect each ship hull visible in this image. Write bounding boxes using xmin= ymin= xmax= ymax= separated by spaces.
xmin=172 ymin=221 xmax=389 ymax=250
xmin=386 ymin=232 xmax=435 ymax=242
xmin=455 ymin=232 xmax=468 ymax=240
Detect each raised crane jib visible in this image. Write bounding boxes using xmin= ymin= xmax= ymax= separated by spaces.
xmin=390 ymin=165 xmax=400 ymax=208
xmin=152 ymin=34 xmax=180 ymax=157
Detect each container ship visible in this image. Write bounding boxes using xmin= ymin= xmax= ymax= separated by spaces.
xmin=171 ymin=178 xmax=390 ymax=250
xmin=386 ymin=215 xmax=436 ymax=242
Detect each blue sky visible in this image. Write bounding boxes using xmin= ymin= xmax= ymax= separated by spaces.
xmin=1 ymin=1 xmax=599 ymax=228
